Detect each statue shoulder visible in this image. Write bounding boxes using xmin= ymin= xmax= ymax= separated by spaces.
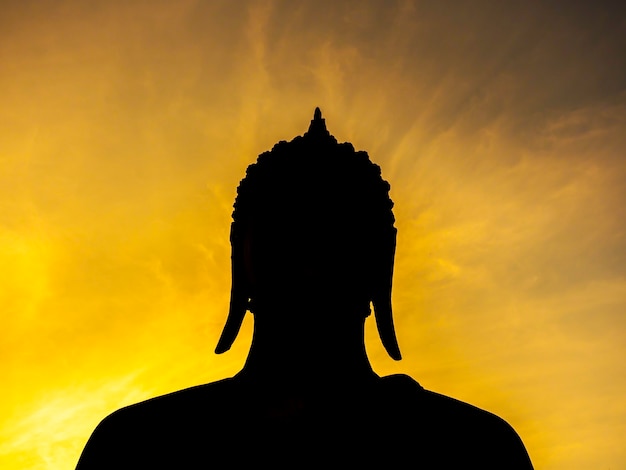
xmin=378 ymin=374 xmax=533 ymax=469
xmin=75 ymin=378 xmax=240 ymax=469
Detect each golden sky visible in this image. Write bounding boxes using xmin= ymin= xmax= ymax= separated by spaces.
xmin=1 ymin=1 xmax=625 ymax=468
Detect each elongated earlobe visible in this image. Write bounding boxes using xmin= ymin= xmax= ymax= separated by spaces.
xmin=215 ymin=227 xmax=249 ymax=354
xmin=372 ymin=228 xmax=401 ymax=360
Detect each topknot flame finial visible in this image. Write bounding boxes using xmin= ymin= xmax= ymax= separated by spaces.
xmin=307 ymin=106 xmax=329 ymax=136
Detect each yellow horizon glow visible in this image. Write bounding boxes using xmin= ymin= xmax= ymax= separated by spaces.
xmin=2 ymin=2 xmax=625 ymax=469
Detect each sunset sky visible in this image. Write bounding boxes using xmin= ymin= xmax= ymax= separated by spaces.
xmin=1 ymin=1 xmax=625 ymax=468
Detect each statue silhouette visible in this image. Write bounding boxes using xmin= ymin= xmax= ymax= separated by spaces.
xmin=76 ymin=109 xmax=533 ymax=468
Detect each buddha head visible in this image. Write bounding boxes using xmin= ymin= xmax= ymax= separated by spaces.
xmin=216 ymin=108 xmax=401 ymax=360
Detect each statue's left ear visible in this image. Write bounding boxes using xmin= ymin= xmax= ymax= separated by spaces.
xmin=215 ymin=225 xmax=249 ymax=354
xmin=372 ymin=228 xmax=401 ymax=360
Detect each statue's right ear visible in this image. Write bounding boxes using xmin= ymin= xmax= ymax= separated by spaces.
xmin=215 ymin=225 xmax=249 ymax=354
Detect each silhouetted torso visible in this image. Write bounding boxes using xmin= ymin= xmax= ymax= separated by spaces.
xmin=77 ymin=373 xmax=532 ymax=468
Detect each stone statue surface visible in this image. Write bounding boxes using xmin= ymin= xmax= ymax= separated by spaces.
xmin=76 ymin=109 xmax=533 ymax=468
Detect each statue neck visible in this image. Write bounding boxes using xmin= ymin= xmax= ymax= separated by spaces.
xmin=237 ymin=311 xmax=377 ymax=392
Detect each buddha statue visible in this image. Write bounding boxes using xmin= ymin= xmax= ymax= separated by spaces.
xmin=76 ymin=109 xmax=533 ymax=468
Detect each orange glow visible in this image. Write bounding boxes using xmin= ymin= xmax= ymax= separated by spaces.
xmin=1 ymin=2 xmax=625 ymax=469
